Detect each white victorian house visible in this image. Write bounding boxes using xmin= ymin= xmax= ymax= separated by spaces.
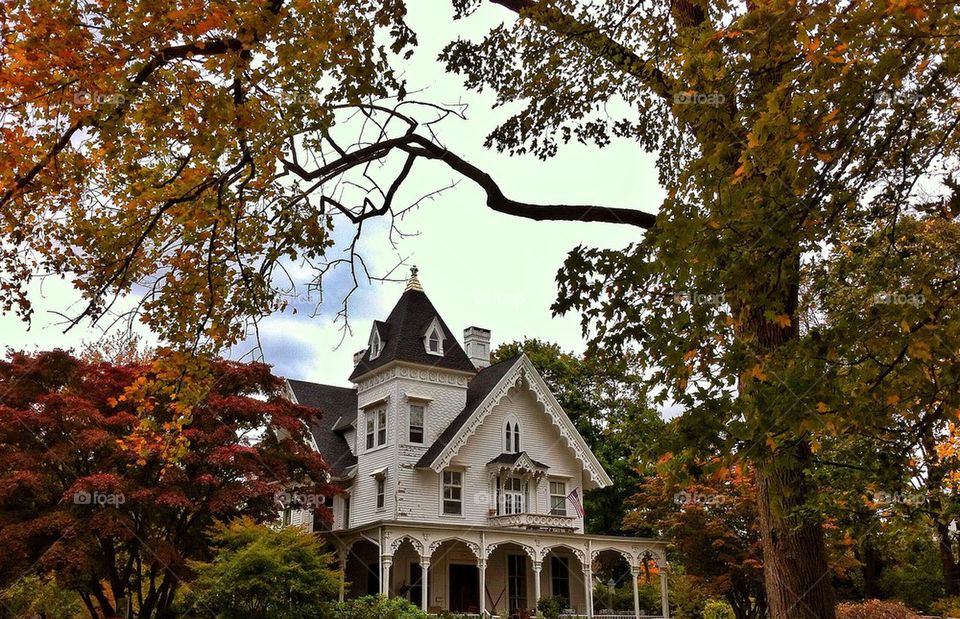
xmin=283 ymin=270 xmax=669 ymax=618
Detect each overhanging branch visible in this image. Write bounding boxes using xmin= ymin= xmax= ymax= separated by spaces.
xmin=282 ymin=131 xmax=657 ymax=229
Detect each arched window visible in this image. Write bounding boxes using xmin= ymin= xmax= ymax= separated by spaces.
xmin=504 ymin=419 xmax=521 ymax=453
xmin=423 ymin=317 xmax=445 ymax=356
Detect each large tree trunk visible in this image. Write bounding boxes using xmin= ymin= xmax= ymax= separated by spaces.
xmin=755 ymin=443 xmax=836 ymax=618
xmin=936 ymin=521 xmax=960 ymax=596
xmin=857 ymin=532 xmax=885 ymax=598
xmin=740 ymin=251 xmax=836 ymax=619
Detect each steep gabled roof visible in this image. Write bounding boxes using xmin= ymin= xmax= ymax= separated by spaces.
xmin=416 ymin=354 xmax=613 ymax=489
xmin=286 ymin=379 xmax=357 ymax=477
xmin=349 ymin=286 xmax=477 ymax=381
xmin=415 ymin=356 xmax=523 ymax=468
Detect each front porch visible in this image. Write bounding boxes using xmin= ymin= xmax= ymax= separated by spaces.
xmin=331 ymin=521 xmax=670 ymax=618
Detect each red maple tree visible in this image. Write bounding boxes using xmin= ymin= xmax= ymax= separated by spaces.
xmin=0 ymin=350 xmax=334 ymax=618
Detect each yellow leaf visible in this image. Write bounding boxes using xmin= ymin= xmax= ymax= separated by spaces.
xmin=747 ymin=364 xmax=766 ymax=381
xmin=886 ymin=394 xmax=901 ymax=406
xmin=773 ymin=314 xmax=792 ymax=328
xmin=732 ymin=163 xmax=747 ymax=185
xmin=816 ymin=401 xmax=830 ymax=413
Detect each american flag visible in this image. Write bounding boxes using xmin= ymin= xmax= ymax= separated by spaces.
xmin=567 ymin=488 xmax=585 ymax=518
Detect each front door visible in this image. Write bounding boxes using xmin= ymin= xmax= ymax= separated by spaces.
xmin=448 ymin=564 xmax=479 ymax=612
xmin=409 ymin=563 xmax=423 ymax=607
xmin=508 ymin=554 xmax=528 ymax=614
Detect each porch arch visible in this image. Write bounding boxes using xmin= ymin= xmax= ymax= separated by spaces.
xmin=389 ymin=534 xmax=425 ymax=557
xmin=427 ymin=536 xmax=480 ymax=560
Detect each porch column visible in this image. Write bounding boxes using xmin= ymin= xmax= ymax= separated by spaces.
xmin=338 ymin=548 xmax=348 ymax=602
xmin=380 ymin=555 xmax=393 ymax=597
xmin=533 ymin=560 xmax=542 ymax=609
xmin=659 ymin=567 xmax=670 ymax=618
xmin=478 ymin=558 xmax=487 ymax=616
xmin=631 ymin=566 xmax=641 ymax=619
xmin=583 ymin=564 xmax=594 ymax=618
xmin=420 ymin=557 xmax=431 ymax=613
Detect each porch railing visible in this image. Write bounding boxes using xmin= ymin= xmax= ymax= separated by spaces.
xmin=487 ymin=512 xmax=578 ymax=530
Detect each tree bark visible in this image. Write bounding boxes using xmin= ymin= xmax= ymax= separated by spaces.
xmin=937 ymin=521 xmax=960 ymax=596
xmin=755 ymin=443 xmax=836 ymax=618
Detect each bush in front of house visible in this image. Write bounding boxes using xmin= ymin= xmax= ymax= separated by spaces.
xmin=328 ymin=595 xmax=428 ymax=619
xmin=836 ymin=599 xmax=921 ymax=619
xmin=176 ymin=518 xmax=340 ymax=618
xmin=702 ymin=599 xmax=736 ymax=619
xmin=931 ymin=596 xmax=960 ymax=617
xmin=537 ymin=595 xmax=567 ymax=619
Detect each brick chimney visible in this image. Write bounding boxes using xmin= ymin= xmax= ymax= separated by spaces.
xmin=463 ymin=327 xmax=491 ymax=369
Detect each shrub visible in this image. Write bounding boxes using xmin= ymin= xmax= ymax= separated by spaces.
xmin=538 ymin=595 xmax=567 ymax=619
xmin=328 ymin=595 xmax=428 ymax=619
xmin=177 ymin=518 xmax=340 ymax=618
xmin=703 ymin=599 xmax=736 ymax=619
xmin=0 ymin=573 xmax=85 ymax=619
xmin=836 ymin=599 xmax=921 ymax=619
xmin=931 ymin=596 xmax=960 ymax=617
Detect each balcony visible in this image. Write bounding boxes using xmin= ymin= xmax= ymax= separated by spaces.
xmin=487 ymin=511 xmax=578 ymax=531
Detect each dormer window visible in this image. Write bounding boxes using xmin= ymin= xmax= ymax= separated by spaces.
xmin=423 ymin=317 xmax=444 ymax=356
xmin=368 ymin=327 xmax=383 ymax=360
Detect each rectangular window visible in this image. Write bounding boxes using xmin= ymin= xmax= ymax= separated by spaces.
xmin=508 ymin=554 xmax=527 ymax=613
xmin=376 ymin=477 xmax=385 ymax=510
xmin=442 ymin=470 xmax=463 ymax=515
xmin=366 ymin=407 xmax=387 ymax=450
xmin=377 ymin=407 xmax=387 ymax=446
xmin=366 ymin=412 xmax=375 ymax=450
xmin=502 ymin=476 xmax=524 ymax=515
xmin=550 ymin=480 xmax=567 ymax=516
xmin=551 ymin=556 xmax=570 ymax=604
xmin=343 ymin=495 xmax=351 ymax=528
xmin=409 ymin=404 xmax=424 ymax=444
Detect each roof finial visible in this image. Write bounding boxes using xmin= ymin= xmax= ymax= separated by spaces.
xmin=405 ymin=265 xmax=423 ymax=292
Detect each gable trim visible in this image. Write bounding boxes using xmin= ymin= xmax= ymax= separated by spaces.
xmin=425 ymin=355 xmax=612 ymax=488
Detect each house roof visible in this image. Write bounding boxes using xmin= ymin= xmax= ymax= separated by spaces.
xmin=286 ymin=379 xmax=358 ymax=477
xmin=415 ymin=355 xmax=523 ymax=468
xmin=416 ymin=354 xmax=613 ymax=489
xmin=348 ymin=285 xmax=477 ymax=381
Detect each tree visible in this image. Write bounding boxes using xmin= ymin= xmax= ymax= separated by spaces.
xmin=491 ymin=339 xmax=663 ymax=535
xmin=629 ymin=463 xmax=767 ymax=619
xmin=177 ymin=517 xmax=340 ymax=618
xmin=0 ymin=572 xmax=85 ymax=619
xmin=806 ymin=211 xmax=960 ymax=599
xmin=3 ymin=1 xmax=959 ymax=616
xmin=0 ymin=350 xmax=333 ymax=618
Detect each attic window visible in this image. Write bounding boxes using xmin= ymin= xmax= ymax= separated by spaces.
xmin=424 ymin=318 xmax=444 ymax=356
xmin=368 ymin=327 xmax=382 ymax=360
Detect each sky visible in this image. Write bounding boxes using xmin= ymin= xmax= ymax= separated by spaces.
xmin=0 ymin=3 xmax=665 ymax=390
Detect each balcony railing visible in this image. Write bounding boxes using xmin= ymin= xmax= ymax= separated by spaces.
xmin=487 ymin=511 xmax=578 ymax=530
